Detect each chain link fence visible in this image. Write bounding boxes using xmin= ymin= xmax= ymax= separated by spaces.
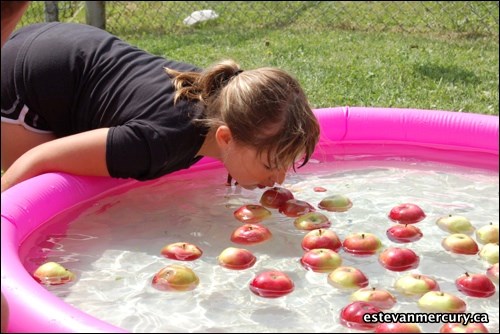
xmin=19 ymin=1 xmax=499 ymax=39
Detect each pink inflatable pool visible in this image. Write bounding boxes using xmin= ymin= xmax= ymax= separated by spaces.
xmin=1 ymin=106 xmax=498 ymax=333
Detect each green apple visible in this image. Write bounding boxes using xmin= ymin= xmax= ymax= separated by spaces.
xmin=479 ymin=242 xmax=499 ymax=264
xmin=441 ymin=233 xmax=479 ymax=255
xmin=475 ymin=222 xmax=499 ymax=244
xmin=350 ymin=287 xmax=397 ymax=310
xmin=300 ymin=248 xmax=342 ymax=273
xmin=394 ymin=273 xmax=440 ymax=296
xmin=318 ymin=194 xmax=353 ymax=212
xmin=327 ymin=266 xmax=369 ymax=290
xmin=417 ymin=291 xmax=466 ymax=313
xmin=436 ymin=215 xmax=474 ymax=235
xmin=33 ymin=261 xmax=76 ymax=285
xmin=152 ymin=264 xmax=200 ymax=291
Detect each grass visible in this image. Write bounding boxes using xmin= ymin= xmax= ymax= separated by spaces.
xmin=124 ymin=29 xmax=498 ymax=115
xmin=16 ymin=1 xmax=500 ymax=115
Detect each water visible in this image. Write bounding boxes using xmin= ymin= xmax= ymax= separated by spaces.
xmin=20 ymin=159 xmax=499 ymax=333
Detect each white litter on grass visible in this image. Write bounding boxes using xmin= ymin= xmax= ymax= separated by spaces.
xmin=183 ymin=10 xmax=219 ymax=26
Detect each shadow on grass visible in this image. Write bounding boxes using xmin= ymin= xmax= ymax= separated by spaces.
xmin=413 ymin=63 xmax=480 ymax=85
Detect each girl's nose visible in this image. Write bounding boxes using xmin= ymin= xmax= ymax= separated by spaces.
xmin=274 ymin=169 xmax=287 ymax=185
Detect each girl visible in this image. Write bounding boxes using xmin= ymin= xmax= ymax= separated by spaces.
xmin=1 ymin=22 xmax=320 ymax=192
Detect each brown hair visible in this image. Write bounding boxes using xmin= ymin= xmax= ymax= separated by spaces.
xmin=165 ymin=59 xmax=320 ymax=171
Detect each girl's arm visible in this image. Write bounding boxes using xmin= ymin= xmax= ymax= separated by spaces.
xmin=1 ymin=128 xmax=110 ymax=192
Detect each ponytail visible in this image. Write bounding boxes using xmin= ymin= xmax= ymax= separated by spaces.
xmin=164 ymin=59 xmax=242 ymax=104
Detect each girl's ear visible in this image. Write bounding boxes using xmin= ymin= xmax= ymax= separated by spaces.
xmin=215 ymin=125 xmax=233 ymax=149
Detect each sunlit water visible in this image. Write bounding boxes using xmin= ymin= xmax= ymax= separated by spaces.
xmin=21 ymin=158 xmax=499 ymax=333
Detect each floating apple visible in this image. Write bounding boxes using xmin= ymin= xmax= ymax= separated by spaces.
xmin=313 ymin=186 xmax=327 ymax=192
xmin=436 ymin=215 xmax=475 ymax=235
xmin=378 ymin=247 xmax=420 ymax=271
xmin=279 ymin=199 xmax=316 ymax=217
xmin=417 ymin=291 xmax=466 ymax=313
xmin=350 ymin=287 xmax=397 ymax=310
xmin=386 ymin=224 xmax=423 ymax=243
xmin=388 ymin=203 xmax=426 ymax=224
xmin=479 ymin=242 xmax=499 ymax=264
xmin=374 ymin=323 xmax=422 ymax=333
xmin=394 ymin=273 xmax=440 ymax=296
xmin=441 ymin=234 xmax=479 ymax=255
xmin=300 ymin=248 xmax=342 ymax=273
xmin=343 ymin=232 xmax=383 ymax=255
xmin=249 ymin=270 xmax=294 ymax=298
xmin=230 ymin=223 xmax=272 ymax=245
xmin=33 ymin=261 xmax=76 ymax=285
xmin=339 ymin=301 xmax=381 ymax=331
xmin=233 ymin=204 xmax=272 ymax=224
xmin=455 ymin=272 xmax=496 ymax=298
xmin=476 ymin=222 xmax=499 ymax=244
xmin=439 ymin=323 xmax=489 ymax=333
xmin=318 ymin=194 xmax=353 ymax=212
xmin=218 ymin=247 xmax=256 ymax=270
xmin=301 ymin=228 xmax=342 ymax=252
xmin=486 ymin=263 xmax=499 ymax=283
xmin=293 ymin=212 xmax=331 ymax=230
xmin=259 ymin=186 xmax=294 ymax=209
xmin=160 ymin=242 xmax=203 ymax=261
xmin=152 ymin=264 xmax=199 ymax=292
xmin=327 ymin=266 xmax=369 ymax=290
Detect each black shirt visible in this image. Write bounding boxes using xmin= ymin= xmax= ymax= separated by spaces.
xmin=1 ymin=22 xmax=208 ymax=180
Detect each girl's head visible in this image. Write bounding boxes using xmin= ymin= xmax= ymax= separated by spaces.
xmin=166 ymin=60 xmax=320 ymax=189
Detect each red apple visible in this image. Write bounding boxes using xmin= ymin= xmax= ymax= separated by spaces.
xmin=233 ymin=204 xmax=271 ymax=224
xmin=476 ymin=222 xmax=499 ymax=244
xmin=388 ymin=203 xmax=426 ymax=224
xmin=342 ymin=232 xmax=383 ymax=255
xmin=386 ymin=224 xmax=423 ymax=243
xmin=436 ymin=215 xmax=475 ymax=235
xmin=318 ymin=194 xmax=353 ymax=212
xmin=249 ymin=270 xmax=294 ymax=298
xmin=350 ymin=287 xmax=397 ymax=310
xmin=293 ymin=212 xmax=331 ymax=230
xmin=486 ymin=263 xmax=499 ymax=283
xmin=33 ymin=261 xmax=76 ymax=285
xmin=378 ymin=247 xmax=420 ymax=272
xmin=218 ymin=247 xmax=256 ymax=270
xmin=279 ymin=199 xmax=316 ymax=217
xmin=375 ymin=323 xmax=422 ymax=333
xmin=313 ymin=186 xmax=327 ymax=192
xmin=339 ymin=301 xmax=381 ymax=331
xmin=230 ymin=224 xmax=272 ymax=245
xmin=300 ymin=248 xmax=342 ymax=273
xmin=301 ymin=228 xmax=342 ymax=252
xmin=152 ymin=264 xmax=199 ymax=292
xmin=160 ymin=242 xmax=203 ymax=261
xmin=479 ymin=242 xmax=499 ymax=264
xmin=327 ymin=266 xmax=369 ymax=290
xmin=455 ymin=272 xmax=496 ymax=298
xmin=259 ymin=186 xmax=294 ymax=209
xmin=441 ymin=234 xmax=479 ymax=255
xmin=417 ymin=291 xmax=466 ymax=313
xmin=440 ymin=323 xmax=489 ymax=333
xmin=394 ymin=273 xmax=440 ymax=296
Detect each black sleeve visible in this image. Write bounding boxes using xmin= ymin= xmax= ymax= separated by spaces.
xmin=106 ymin=121 xmax=168 ymax=180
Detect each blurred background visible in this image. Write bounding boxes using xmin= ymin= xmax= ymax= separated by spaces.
xmin=16 ymin=1 xmax=499 ymax=115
